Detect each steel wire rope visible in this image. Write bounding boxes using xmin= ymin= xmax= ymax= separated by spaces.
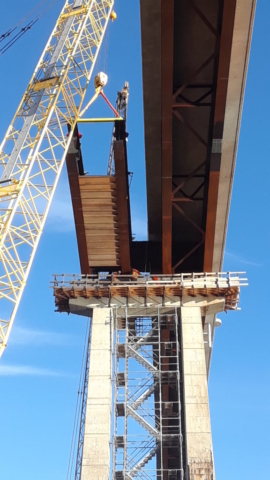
xmin=95 ymin=15 xmax=109 ymax=72
xmin=0 ymin=0 xmax=60 ymax=56
xmin=0 ymin=20 xmax=39 ymax=55
xmin=102 ymin=21 xmax=110 ymax=74
xmin=0 ymin=0 xmax=50 ymax=42
xmin=82 ymin=23 xmax=110 ymax=130
xmin=66 ymin=316 xmax=91 ymax=480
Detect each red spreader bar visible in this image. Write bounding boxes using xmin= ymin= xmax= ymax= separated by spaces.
xmin=99 ymin=90 xmax=120 ymax=117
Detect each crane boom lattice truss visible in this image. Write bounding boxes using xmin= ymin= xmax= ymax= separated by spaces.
xmin=0 ymin=0 xmax=114 ymax=357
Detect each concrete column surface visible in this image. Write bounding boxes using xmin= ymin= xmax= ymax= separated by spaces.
xmin=181 ymin=306 xmax=215 ymax=480
xmin=81 ymin=308 xmax=112 ymax=480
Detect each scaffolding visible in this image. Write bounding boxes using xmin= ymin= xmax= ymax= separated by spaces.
xmin=113 ymin=309 xmax=185 ymax=479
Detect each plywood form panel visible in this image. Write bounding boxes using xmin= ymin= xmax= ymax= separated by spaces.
xmin=80 ymin=191 xmax=116 ymax=199
xmin=78 ymin=176 xmax=120 ymax=268
xmin=79 ymin=176 xmax=116 ymax=185
xmin=79 ymin=184 xmax=116 ymax=192
xmin=81 ymin=206 xmax=117 ymax=212
xmin=88 ymin=254 xmax=119 ymax=261
xmin=83 ymin=218 xmax=117 ymax=227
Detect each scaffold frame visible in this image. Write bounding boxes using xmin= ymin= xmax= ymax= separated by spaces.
xmin=113 ymin=308 xmax=186 ymax=480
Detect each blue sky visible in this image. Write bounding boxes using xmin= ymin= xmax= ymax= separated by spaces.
xmin=0 ymin=1 xmax=269 ymax=479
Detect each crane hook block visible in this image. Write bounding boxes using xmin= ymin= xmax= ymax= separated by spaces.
xmin=110 ymin=11 xmax=117 ymax=21
xmin=94 ymin=72 xmax=108 ymax=89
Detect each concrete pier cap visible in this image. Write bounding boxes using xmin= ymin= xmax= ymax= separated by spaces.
xmin=52 ymin=271 xmax=247 ymax=373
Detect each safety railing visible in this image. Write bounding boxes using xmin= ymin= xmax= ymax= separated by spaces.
xmin=51 ymin=271 xmax=248 ymax=289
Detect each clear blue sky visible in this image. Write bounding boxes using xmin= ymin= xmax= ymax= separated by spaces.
xmin=0 ymin=1 xmax=269 ymax=479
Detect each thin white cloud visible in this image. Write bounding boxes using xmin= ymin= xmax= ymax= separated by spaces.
xmin=0 ymin=364 xmax=65 ymax=377
xmin=10 ymin=326 xmax=78 ymax=347
xmin=225 ymin=251 xmax=261 ymax=267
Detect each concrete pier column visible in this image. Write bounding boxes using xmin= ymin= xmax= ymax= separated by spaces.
xmin=81 ymin=308 xmax=112 ymax=480
xmin=181 ymin=307 xmax=215 ymax=479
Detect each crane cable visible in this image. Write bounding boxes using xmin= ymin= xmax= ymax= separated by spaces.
xmin=0 ymin=20 xmax=39 ymax=55
xmin=103 ymin=22 xmax=110 ymax=74
xmin=0 ymin=0 xmax=60 ymax=54
xmin=0 ymin=0 xmax=49 ymax=42
xmin=0 ymin=0 xmax=60 ymax=56
xmin=96 ymin=20 xmax=110 ymax=74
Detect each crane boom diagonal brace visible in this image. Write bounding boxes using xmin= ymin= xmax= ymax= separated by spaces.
xmin=0 ymin=0 xmax=115 ymax=357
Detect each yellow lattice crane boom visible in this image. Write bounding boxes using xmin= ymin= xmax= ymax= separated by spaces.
xmin=0 ymin=0 xmax=115 ymax=357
